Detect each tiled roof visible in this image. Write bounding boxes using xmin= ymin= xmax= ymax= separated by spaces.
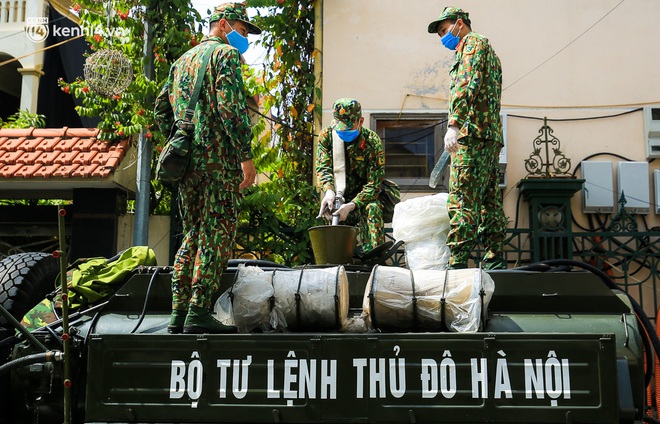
xmin=0 ymin=127 xmax=131 ymax=179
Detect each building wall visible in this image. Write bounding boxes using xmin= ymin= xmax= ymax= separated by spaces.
xmin=0 ymin=0 xmax=47 ymax=113
xmin=117 ymin=215 xmax=171 ymax=267
xmin=321 ymin=0 xmax=660 ymax=230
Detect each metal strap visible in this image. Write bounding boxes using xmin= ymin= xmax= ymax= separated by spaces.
xmin=410 ymin=269 xmax=418 ymax=331
xmin=295 ymin=266 xmax=306 ymax=329
xmin=440 ymin=269 xmax=449 ymax=331
xmin=368 ymin=265 xmax=379 ymax=328
xmin=334 ymin=266 xmax=340 ymax=328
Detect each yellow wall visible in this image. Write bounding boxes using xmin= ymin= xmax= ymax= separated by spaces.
xmin=117 ymin=215 xmax=171 ymax=266
xmin=321 ymin=0 xmax=660 ymax=229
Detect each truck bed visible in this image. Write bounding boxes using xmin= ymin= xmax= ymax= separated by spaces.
xmin=77 ymin=267 xmax=641 ymax=423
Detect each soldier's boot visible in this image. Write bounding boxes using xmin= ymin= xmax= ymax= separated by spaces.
xmin=183 ymin=305 xmax=237 ymax=334
xmin=167 ymin=309 xmax=187 ymax=334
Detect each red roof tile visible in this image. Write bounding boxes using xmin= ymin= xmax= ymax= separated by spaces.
xmin=35 ymin=137 xmax=62 ymax=152
xmin=73 ymin=151 xmax=99 ymax=165
xmin=22 ymin=137 xmax=43 ymax=152
xmin=72 ymin=137 xmax=95 ymax=152
xmin=14 ymin=163 xmax=42 ymax=178
xmin=0 ymin=127 xmax=131 ymax=180
xmin=16 ymin=151 xmax=41 ymax=165
xmin=3 ymin=137 xmax=26 ymax=151
xmin=54 ymin=151 xmax=79 ymax=164
xmin=71 ymin=164 xmax=99 ymax=177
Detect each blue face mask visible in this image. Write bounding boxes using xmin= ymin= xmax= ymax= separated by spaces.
xmin=441 ymin=22 xmax=460 ymax=50
xmin=226 ymin=22 xmax=249 ymax=55
xmin=336 ymin=128 xmax=360 ymax=142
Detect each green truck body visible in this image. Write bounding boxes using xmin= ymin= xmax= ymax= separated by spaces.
xmin=0 ymin=259 xmax=648 ymax=423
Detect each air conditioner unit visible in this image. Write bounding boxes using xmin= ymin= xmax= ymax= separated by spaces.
xmin=582 ymin=161 xmax=614 ymax=213
xmin=643 ymin=105 xmax=660 ymax=159
xmin=617 ymin=161 xmax=650 ymax=214
xmin=498 ymin=114 xmax=507 ymax=188
xmin=654 ymin=169 xmax=660 ymax=214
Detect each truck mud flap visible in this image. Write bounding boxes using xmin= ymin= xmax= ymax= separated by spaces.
xmin=85 ymin=333 xmax=624 ymax=423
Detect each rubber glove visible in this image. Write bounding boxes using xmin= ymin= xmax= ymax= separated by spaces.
xmin=444 ymin=126 xmax=460 ymax=153
xmin=333 ymin=202 xmax=355 ymax=223
xmin=317 ymin=190 xmax=335 ymax=220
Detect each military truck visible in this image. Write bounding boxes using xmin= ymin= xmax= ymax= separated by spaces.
xmin=1 ymin=250 xmax=658 ymax=424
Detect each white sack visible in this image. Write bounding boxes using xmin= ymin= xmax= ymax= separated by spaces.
xmin=272 ymin=266 xmax=349 ymax=331
xmin=405 ymin=234 xmax=451 ymax=270
xmin=391 ymin=193 xmax=450 ymax=243
xmin=214 ymin=264 xmax=275 ymax=333
xmin=363 ymin=266 xmax=494 ymax=333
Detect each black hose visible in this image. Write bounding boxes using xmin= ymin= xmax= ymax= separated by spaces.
xmin=536 ymin=259 xmax=660 ymax=389
xmin=0 ymin=351 xmax=62 ymax=376
xmin=0 ymin=334 xmax=19 ymax=349
xmin=130 ymin=267 xmax=161 ymax=334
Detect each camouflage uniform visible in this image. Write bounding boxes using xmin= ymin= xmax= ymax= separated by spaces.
xmin=21 ymin=299 xmax=58 ymax=331
xmin=316 ymin=99 xmax=386 ymax=251
xmin=154 ymin=4 xmax=255 ymax=311
xmin=429 ymin=7 xmax=507 ymax=268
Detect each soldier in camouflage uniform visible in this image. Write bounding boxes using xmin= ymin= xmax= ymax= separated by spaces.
xmin=154 ymin=2 xmax=260 ymax=333
xmin=316 ymin=98 xmax=386 ymax=252
xmin=428 ymin=7 xmax=508 ymax=270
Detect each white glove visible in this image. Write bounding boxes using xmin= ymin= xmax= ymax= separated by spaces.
xmin=317 ymin=190 xmax=335 ymax=220
xmin=444 ymin=126 xmax=460 ymax=153
xmin=333 ymin=202 xmax=355 ymax=223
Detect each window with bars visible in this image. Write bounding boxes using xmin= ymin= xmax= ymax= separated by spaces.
xmin=371 ymin=114 xmax=448 ymax=191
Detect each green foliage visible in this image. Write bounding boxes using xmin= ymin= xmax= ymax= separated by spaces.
xmin=61 ymin=1 xmax=203 ymax=142
xmin=60 ymin=0 xmax=204 ymax=214
xmin=59 ymin=0 xmax=320 ymax=265
xmin=235 ymin=0 xmax=321 ymax=266
xmin=0 ymin=109 xmax=46 ymax=129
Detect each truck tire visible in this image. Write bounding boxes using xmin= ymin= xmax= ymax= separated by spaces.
xmin=0 ymin=252 xmax=60 ymax=330
xmin=0 ymin=252 xmax=58 ymax=424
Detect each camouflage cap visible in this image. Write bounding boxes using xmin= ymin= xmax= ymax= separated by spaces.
xmin=209 ymin=2 xmax=262 ymax=35
xmin=332 ymin=98 xmax=362 ymax=131
xmin=427 ymin=6 xmax=470 ymax=34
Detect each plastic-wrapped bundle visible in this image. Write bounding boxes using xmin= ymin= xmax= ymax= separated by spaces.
xmin=214 ymin=264 xmax=276 ymax=333
xmin=391 ymin=193 xmax=449 ymax=243
xmin=362 ymin=266 xmax=494 ymax=333
xmin=273 ymin=266 xmax=349 ymax=331
xmin=391 ymin=194 xmax=450 ymax=270
xmin=214 ymin=265 xmax=349 ymax=332
xmin=404 ymin=235 xmax=451 ymax=270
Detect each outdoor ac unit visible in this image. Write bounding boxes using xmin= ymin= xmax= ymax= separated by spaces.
xmin=617 ymin=161 xmax=650 ymax=214
xmin=644 ymin=105 xmax=660 ymax=159
xmin=582 ymin=161 xmax=614 ymax=213
xmin=499 ymin=113 xmax=507 ymax=188
xmin=654 ymin=169 xmax=660 ymax=214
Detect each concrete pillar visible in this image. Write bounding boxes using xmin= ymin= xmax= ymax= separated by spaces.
xmin=17 ymin=67 xmax=43 ymax=113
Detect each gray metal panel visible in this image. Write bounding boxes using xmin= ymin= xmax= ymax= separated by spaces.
xmin=581 ymin=161 xmax=614 ymax=213
xmin=617 ymin=161 xmax=650 ymax=214
xmin=655 ymin=169 xmax=660 ymax=214
xmin=644 ymin=105 xmax=660 ymax=159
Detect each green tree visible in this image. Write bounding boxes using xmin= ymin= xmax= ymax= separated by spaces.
xmin=60 ymin=0 xmax=203 ymax=215
xmin=60 ymin=0 xmax=320 ymax=265
xmin=238 ymin=0 xmax=320 ymax=265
